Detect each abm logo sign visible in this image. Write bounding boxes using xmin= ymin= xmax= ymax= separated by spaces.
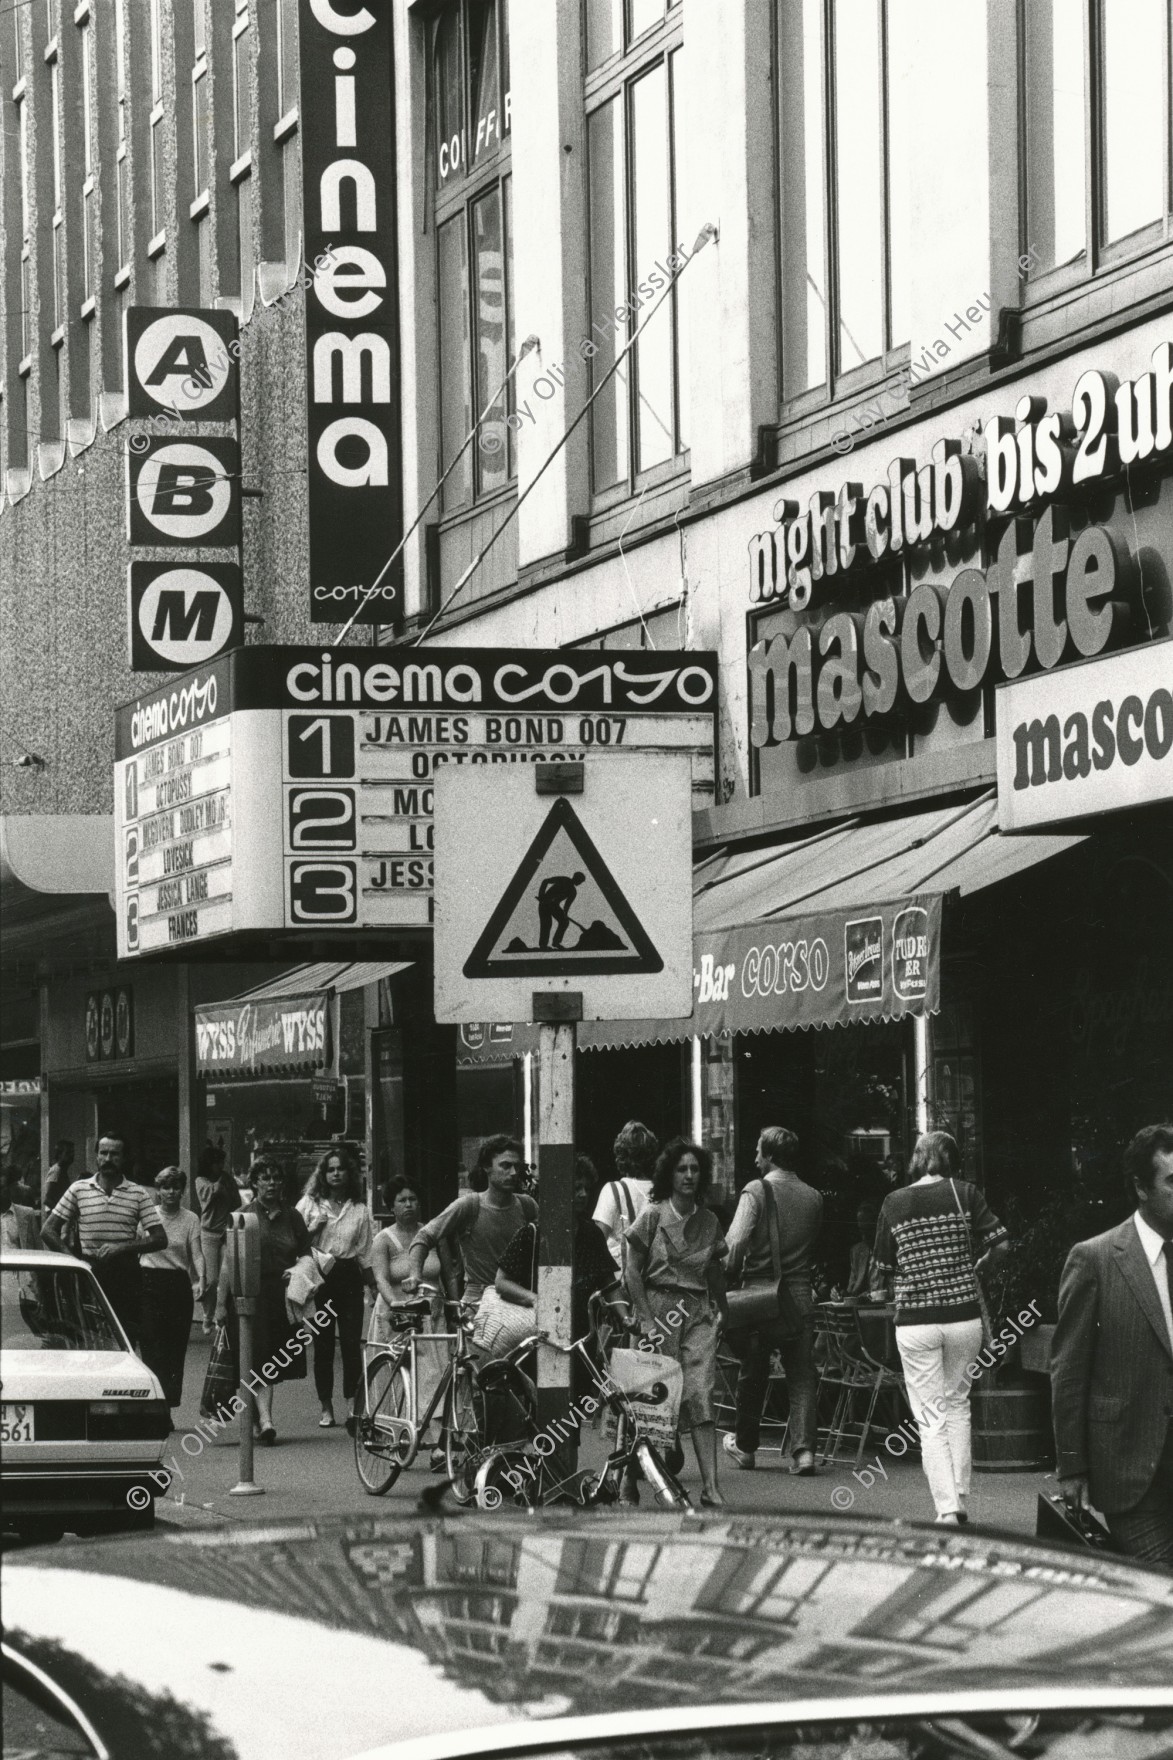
xmin=128 ymin=562 xmax=243 ymax=671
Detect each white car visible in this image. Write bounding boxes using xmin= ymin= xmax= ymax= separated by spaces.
xmin=0 ymin=1250 xmax=170 ymax=1542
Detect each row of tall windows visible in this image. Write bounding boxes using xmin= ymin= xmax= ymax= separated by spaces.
xmin=428 ymin=0 xmax=1171 ymax=530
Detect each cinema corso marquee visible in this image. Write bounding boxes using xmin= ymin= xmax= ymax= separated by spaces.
xmin=677 ymin=334 xmax=1171 ymax=1262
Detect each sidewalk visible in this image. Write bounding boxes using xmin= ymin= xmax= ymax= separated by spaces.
xmin=157 ymin=1328 xmax=1054 ymax=1533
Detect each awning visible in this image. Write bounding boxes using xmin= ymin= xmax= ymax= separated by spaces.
xmin=195 ymin=959 xmax=410 ymax=1077
xmin=456 ymin=797 xmax=1085 ymax=1054
xmin=233 ymin=960 xmax=411 ymax=1002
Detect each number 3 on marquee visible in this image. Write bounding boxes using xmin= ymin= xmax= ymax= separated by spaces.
xmin=289 ymin=861 xmax=358 ymax=924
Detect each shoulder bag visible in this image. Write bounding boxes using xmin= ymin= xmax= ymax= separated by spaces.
xmin=608 ymin=1179 xmax=637 ymax=1275
xmin=725 ymin=1180 xmax=803 ymax=1335
xmin=951 ymin=1178 xmax=995 ymax=1350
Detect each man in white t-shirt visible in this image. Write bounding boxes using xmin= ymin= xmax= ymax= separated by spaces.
xmin=592 ymin=1120 xmax=658 ymax=1274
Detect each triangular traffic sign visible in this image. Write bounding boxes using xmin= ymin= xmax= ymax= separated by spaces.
xmin=463 ymin=797 xmax=664 ymax=978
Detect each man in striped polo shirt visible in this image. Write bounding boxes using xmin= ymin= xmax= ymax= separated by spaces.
xmin=42 ymin=1132 xmax=166 ymax=1347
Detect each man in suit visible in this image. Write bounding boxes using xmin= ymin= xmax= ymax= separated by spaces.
xmin=723 ymin=1126 xmax=824 ymax=1476
xmin=1051 ymin=1122 xmax=1173 ymax=1566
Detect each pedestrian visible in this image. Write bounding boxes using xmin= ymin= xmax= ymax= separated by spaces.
xmin=215 ymin=1157 xmax=311 ymax=1446
xmin=496 ymin=1154 xmax=622 ymax=1362
xmin=369 ymin=1178 xmax=455 ymax=1467
xmin=871 ymin=1130 xmax=1009 ymax=1525
xmin=723 ymin=1126 xmax=824 ymax=1477
xmin=592 ymin=1120 xmax=659 ymax=1276
xmin=2 ymin=1164 xmax=42 ymax=1250
xmin=404 ymin=1135 xmax=537 ymax=1307
xmin=42 ymin=1138 xmax=76 ymax=1215
xmin=297 ymin=1147 xmax=374 ymax=1433
xmin=41 ymin=1131 xmax=166 ymax=1347
xmin=140 ymin=1167 xmax=205 ymax=1423
xmin=370 ymin=1179 xmax=446 ymax=1336
xmin=1051 ymin=1122 xmax=1173 ymax=1568
xmin=847 ymin=1201 xmax=880 ymax=1296
xmin=624 ymin=1137 xmax=728 ymax=1508
xmin=194 ymin=1142 xmax=241 ymax=1336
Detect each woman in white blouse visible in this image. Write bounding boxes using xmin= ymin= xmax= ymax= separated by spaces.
xmin=140 ymin=1167 xmax=205 ymax=1424
xmin=297 ymin=1149 xmax=374 ymax=1431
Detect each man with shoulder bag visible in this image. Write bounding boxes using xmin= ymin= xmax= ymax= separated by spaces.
xmin=723 ymin=1126 xmax=823 ymax=1476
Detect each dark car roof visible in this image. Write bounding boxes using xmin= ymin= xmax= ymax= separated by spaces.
xmin=4 ymin=1511 xmax=1171 ymax=1760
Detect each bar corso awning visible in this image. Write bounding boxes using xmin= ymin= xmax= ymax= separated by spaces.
xmin=582 ymin=794 xmax=1085 ymax=1050
xmin=194 ymin=960 xmax=410 ymax=1078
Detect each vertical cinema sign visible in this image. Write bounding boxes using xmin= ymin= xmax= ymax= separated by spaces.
xmin=300 ymin=0 xmax=403 ymax=626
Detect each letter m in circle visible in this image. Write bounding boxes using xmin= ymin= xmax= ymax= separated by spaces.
xmin=152 ymin=589 xmax=221 ymax=642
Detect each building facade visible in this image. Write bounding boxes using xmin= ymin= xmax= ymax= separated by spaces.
xmin=2 ymin=1 xmax=1171 ymax=1300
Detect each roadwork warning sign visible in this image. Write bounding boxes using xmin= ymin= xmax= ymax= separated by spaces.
xmin=434 ymin=753 xmax=693 ymax=1023
xmin=463 ymin=797 xmax=664 ymax=978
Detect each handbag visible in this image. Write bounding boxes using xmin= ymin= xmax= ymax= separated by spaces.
xmin=951 ymin=1179 xmax=995 ymax=1350
xmin=199 ymin=1323 xmax=238 ymax=1420
xmin=471 ymin=1285 xmax=539 ymax=1359
xmin=725 ymin=1179 xmax=804 ymax=1335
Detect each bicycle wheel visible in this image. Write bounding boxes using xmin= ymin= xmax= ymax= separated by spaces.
xmin=635 ymin=1437 xmax=692 ymax=1510
xmin=444 ymin=1363 xmax=482 ymax=1504
xmin=354 ymin=1356 xmax=412 ymax=1496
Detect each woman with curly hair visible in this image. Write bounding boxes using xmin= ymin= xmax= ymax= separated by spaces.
xmin=623 ymin=1137 xmax=729 ymax=1507
xmin=297 ymin=1147 xmax=374 ymax=1431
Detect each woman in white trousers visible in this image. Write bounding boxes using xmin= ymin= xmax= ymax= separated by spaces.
xmin=872 ymin=1131 xmax=1009 ymax=1523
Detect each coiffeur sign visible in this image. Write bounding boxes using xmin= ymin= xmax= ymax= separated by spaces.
xmin=194 ymin=995 xmax=330 ymax=1075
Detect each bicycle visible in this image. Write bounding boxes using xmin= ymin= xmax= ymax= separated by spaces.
xmin=352 ymin=1283 xmax=539 ymax=1501
xmin=472 ymin=1295 xmax=692 ymax=1512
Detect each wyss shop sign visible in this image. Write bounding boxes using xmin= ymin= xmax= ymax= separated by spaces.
xmin=300 ymin=0 xmax=403 ymax=626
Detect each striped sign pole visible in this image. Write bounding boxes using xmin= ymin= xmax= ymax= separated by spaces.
xmin=535 ymin=1006 xmax=577 ymax=1484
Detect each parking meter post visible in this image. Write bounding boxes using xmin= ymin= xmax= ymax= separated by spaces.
xmin=226 ymin=1213 xmax=264 ymax=1498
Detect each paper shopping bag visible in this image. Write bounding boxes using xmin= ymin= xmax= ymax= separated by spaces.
xmin=605 ymin=1348 xmax=683 ymax=1450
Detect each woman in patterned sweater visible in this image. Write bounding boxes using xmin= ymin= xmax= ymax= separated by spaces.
xmin=872 ymin=1131 xmax=1008 ymax=1525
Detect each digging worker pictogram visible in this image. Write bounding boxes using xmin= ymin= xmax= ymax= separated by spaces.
xmin=537 ymin=871 xmax=586 ymax=949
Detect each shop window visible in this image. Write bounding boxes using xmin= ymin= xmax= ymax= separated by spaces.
xmin=776 ymin=0 xmax=912 ymax=406
xmin=930 ymin=995 xmax=981 ymax=1183
xmin=585 ymin=2 xmax=688 ymax=498
xmin=431 ymin=0 xmax=514 ymax=512
xmin=1024 ymin=0 xmax=1172 ymax=281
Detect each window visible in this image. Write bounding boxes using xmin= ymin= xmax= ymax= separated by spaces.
xmin=18 ymin=94 xmax=31 ymax=360
xmin=194 ymin=0 xmax=206 ymax=59
xmin=115 ymin=0 xmax=130 ymax=275
xmin=49 ymin=47 xmax=64 ymax=333
xmin=80 ymin=15 xmax=97 ymax=303
xmin=277 ymin=0 xmax=298 ymax=121
xmin=776 ymin=0 xmax=912 ymax=405
xmin=431 ymin=0 xmax=514 ymax=513
xmin=193 ymin=57 xmax=209 ymax=199
xmin=585 ymin=0 xmax=688 ymax=498
xmin=1025 ymin=0 xmax=1172 ymax=278
xmin=232 ymin=9 xmax=254 ymax=307
xmin=233 ymin=9 xmax=253 ymax=160
xmin=276 ymin=0 xmax=301 ymax=274
xmin=149 ymin=0 xmax=165 ymax=242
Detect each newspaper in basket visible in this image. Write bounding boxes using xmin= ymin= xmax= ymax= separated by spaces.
xmin=604 ymin=1348 xmax=683 ymax=1450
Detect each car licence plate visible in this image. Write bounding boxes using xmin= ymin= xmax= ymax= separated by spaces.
xmin=0 ymin=1403 xmax=35 ymax=1442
